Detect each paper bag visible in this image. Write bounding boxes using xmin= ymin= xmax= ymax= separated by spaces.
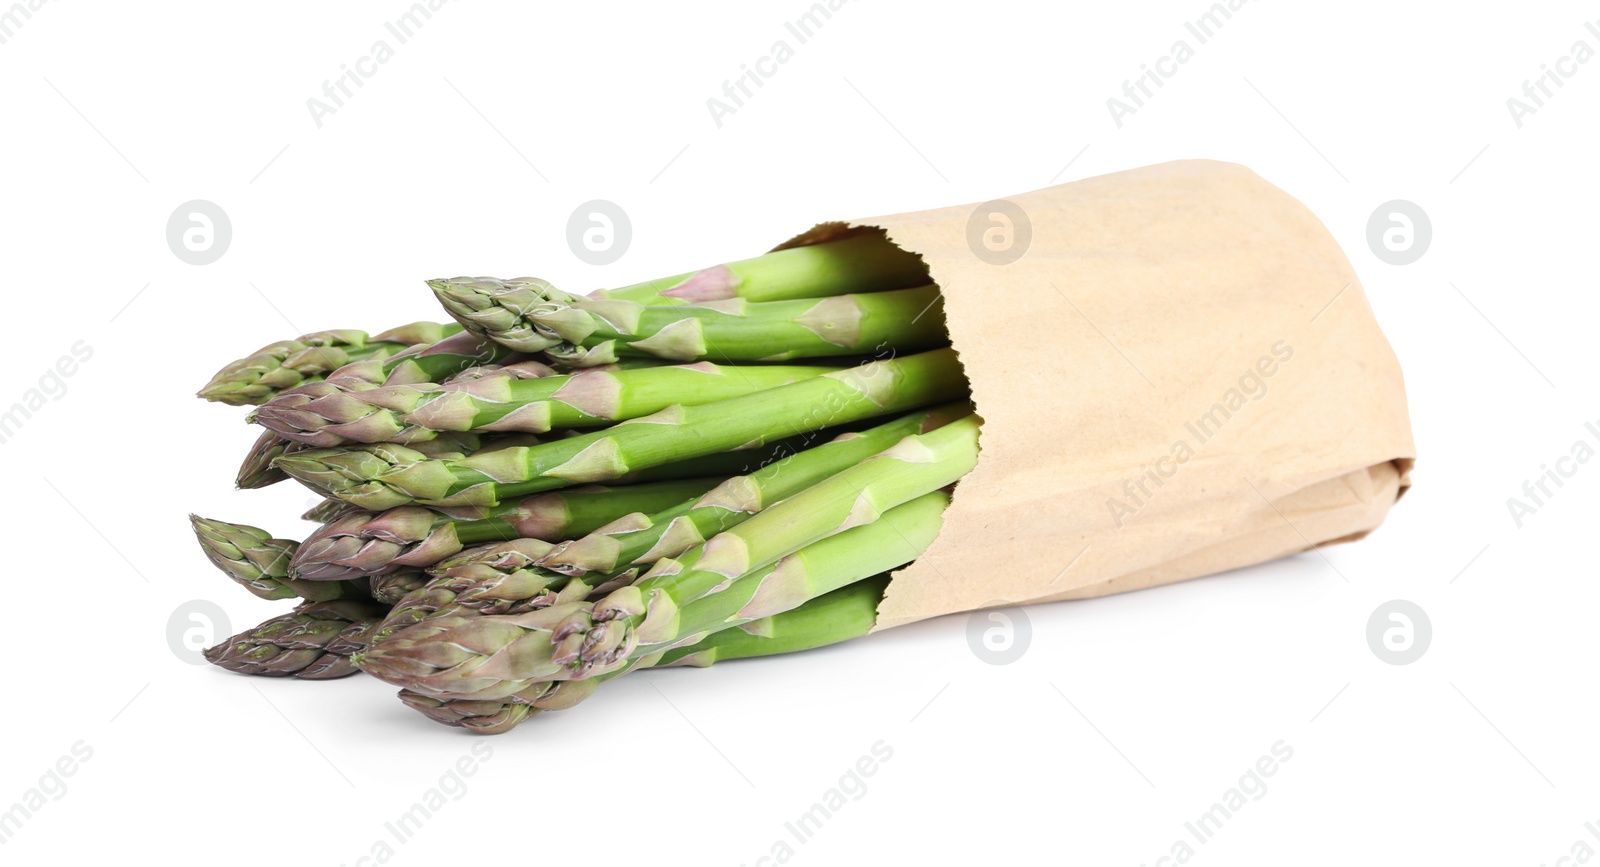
xmin=777 ymin=160 xmax=1415 ymax=630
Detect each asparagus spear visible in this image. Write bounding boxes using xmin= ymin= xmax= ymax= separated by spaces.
xmin=255 ymin=353 xmax=551 ymax=497
xmin=358 ymin=491 xmax=947 ymax=700
xmin=239 ymin=410 xmax=497 ymax=491
xmin=305 ymin=434 xmax=506 ymax=512
xmin=429 ymin=537 xmax=554 ymax=577
xmin=433 ymin=279 xmax=946 ymax=365
xmin=253 ymin=361 xmax=842 ymax=447
xmin=430 ymin=236 xmax=928 ymax=353
xmin=550 ymin=416 xmax=977 ymax=677
xmin=369 ymin=569 xmax=433 ymax=605
xmin=275 ymin=432 xmax=516 ymax=500
xmin=378 ymin=541 xmax=636 ymax=643
xmin=540 ymin=402 xmax=970 ymax=577
xmin=423 ymin=539 xmax=596 ymax=614
xmin=611 ymin=433 xmax=870 ymax=483
xmin=398 ymin=677 xmax=600 ymax=733
xmin=394 ymin=575 xmax=891 ymax=734
xmin=248 ymin=358 xmax=556 ymax=452
xmin=236 ymin=429 xmax=299 ymax=489
xmin=368 ymin=551 xmax=593 ymax=647
xmin=197 ymin=322 xmax=459 ymax=406
xmin=590 ymin=234 xmax=928 ymax=304
xmin=397 ymin=691 xmax=539 ymax=734
xmin=361 ymin=539 xmax=596 ymax=689
xmin=556 ymin=284 xmax=945 ymax=365
xmin=275 ymin=349 xmax=967 ymax=510
xmin=302 ymin=497 xmax=362 ymax=523
xmin=305 ymin=326 xmax=540 ymax=393
xmin=198 ymin=329 xmax=384 ymax=407
xmin=189 ymin=516 xmax=367 ymax=602
xmin=653 ymin=574 xmax=890 ymax=668
xmin=372 ymin=331 xmax=521 ymax=386
xmin=204 ymin=600 xmax=388 ymax=679
xmin=278 ymin=429 xmax=824 ymax=511
xmin=290 ymin=477 xmax=724 ymax=580
xmin=609 ymin=498 xmax=944 ymax=677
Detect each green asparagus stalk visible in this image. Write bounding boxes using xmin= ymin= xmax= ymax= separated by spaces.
xmin=277 ymin=430 xmax=822 ymax=512
xmin=548 ymin=415 xmax=977 ymax=677
xmin=590 ymin=234 xmax=928 ymax=304
xmin=253 ymin=361 xmax=842 ymax=447
xmin=422 ymin=539 xmax=601 ymax=613
xmin=251 ymin=358 xmax=563 ymax=451
xmin=315 ymin=357 xmax=390 ymax=389
xmin=395 ymin=575 xmax=891 ymax=734
xmin=364 ymin=540 xmax=589 ymax=677
xmin=609 ymin=433 xmax=871 ymax=483
xmin=397 ymin=691 xmax=539 ymax=734
xmin=610 ymin=499 xmax=944 ymax=677
xmin=430 ymin=237 xmax=928 ymax=353
xmin=240 ymin=423 xmax=493 ymax=493
xmin=374 ymin=330 xmax=522 ymax=386
xmin=204 ymin=599 xmax=388 ymax=679
xmin=297 ymin=435 xmax=504 ymax=519
xmin=197 ymin=322 xmax=459 ymax=406
xmin=247 ymin=334 xmax=532 ymax=422
xmin=274 ymin=349 xmax=967 ymax=510
xmin=303 ymin=497 xmax=363 ymax=523
xmin=552 ymin=284 xmax=946 ymax=366
xmin=397 ymin=678 xmax=599 ymax=734
xmin=409 ymin=540 xmax=643 ymax=625
xmin=429 ymin=537 xmax=553 ymax=577
xmin=653 ymin=574 xmax=890 ymax=668
xmin=236 ymin=430 xmax=300 ymax=489
xmin=369 ymin=569 xmax=433 ymax=605
xmin=198 ymin=329 xmax=379 ymax=407
xmin=540 ymin=402 xmax=970 ymax=577
xmin=358 ymin=491 xmax=950 ymax=700
xmin=189 ymin=516 xmax=367 ymax=602
xmin=290 ymin=477 xmax=724 ymax=580
xmin=369 ymin=547 xmax=593 ymax=646
xmin=433 ymin=278 xmax=946 ymax=365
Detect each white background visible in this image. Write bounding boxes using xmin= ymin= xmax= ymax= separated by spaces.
xmin=2 ymin=1 xmax=1596 ymax=864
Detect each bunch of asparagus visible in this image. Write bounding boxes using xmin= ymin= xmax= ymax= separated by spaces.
xmin=192 ymin=233 xmax=979 ymax=734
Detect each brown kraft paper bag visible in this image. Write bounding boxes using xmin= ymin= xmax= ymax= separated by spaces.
xmin=776 ymin=159 xmax=1416 ymax=631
